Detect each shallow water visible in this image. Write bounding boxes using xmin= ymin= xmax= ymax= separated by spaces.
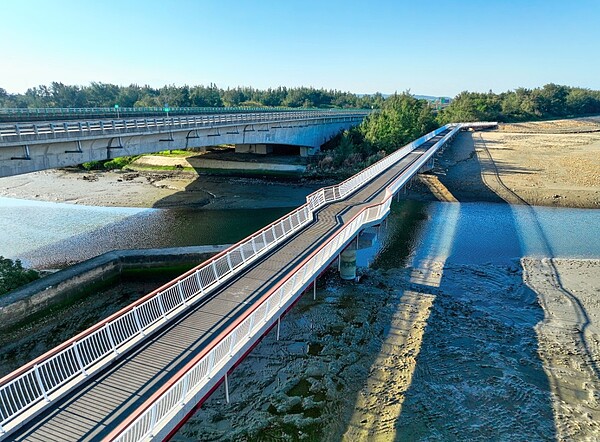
xmin=393 ymin=201 xmax=600 ymax=267
xmin=0 ymin=196 xmax=293 ymax=268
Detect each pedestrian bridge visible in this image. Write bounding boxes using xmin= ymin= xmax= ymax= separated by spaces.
xmin=0 ymin=122 xmax=496 ymax=441
xmin=0 ymin=109 xmax=368 ymax=177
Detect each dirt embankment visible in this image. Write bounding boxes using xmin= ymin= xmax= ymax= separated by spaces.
xmin=414 ymin=118 xmax=600 ymax=208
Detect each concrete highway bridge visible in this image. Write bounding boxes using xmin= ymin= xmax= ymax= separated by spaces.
xmin=0 ymin=109 xmax=368 ymax=177
xmin=0 ymin=121 xmax=496 ymax=441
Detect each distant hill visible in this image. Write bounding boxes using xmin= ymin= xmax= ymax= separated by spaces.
xmin=413 ymin=94 xmax=451 ymax=102
xmin=358 ymin=93 xmax=451 ymax=102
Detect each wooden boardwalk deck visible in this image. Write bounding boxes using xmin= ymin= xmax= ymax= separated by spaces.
xmin=10 ymin=131 xmax=448 ymax=441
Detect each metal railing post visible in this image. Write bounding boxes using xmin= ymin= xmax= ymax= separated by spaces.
xmin=212 ymin=261 xmax=220 ymax=281
xmin=195 ymin=271 xmax=205 ymax=296
xmin=180 ymin=375 xmax=189 ymax=406
xmin=133 ymin=306 xmax=145 ymax=336
xmin=228 ymin=330 xmax=238 ymax=356
xmin=177 ymin=283 xmax=188 ymax=306
xmin=34 ymin=364 xmax=50 ymax=403
xmin=105 ymin=323 xmax=119 ymax=356
xmin=157 ymin=293 xmax=167 ymax=319
xmin=73 ymin=341 xmax=88 ymax=376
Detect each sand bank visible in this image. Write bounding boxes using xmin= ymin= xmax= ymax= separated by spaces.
xmin=0 ymin=168 xmax=324 ymax=209
xmin=414 ymin=120 xmax=600 ymax=208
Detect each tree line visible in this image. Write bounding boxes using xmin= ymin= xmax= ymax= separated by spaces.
xmin=438 ymin=83 xmax=600 ymax=123
xmin=0 ymin=83 xmax=384 ymax=109
xmin=317 ymin=92 xmax=437 ymax=174
xmin=317 ymin=83 xmax=600 ymax=175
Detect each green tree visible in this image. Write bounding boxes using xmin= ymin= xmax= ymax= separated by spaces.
xmin=438 ymin=91 xmax=501 ymax=124
xmin=362 ymin=93 xmax=436 ymax=153
xmin=566 ymin=88 xmax=600 ymax=115
xmin=86 ymin=82 xmax=120 ymax=107
xmin=0 ymin=256 xmax=40 ymax=296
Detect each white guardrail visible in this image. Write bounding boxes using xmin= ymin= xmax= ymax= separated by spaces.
xmin=0 ymin=110 xmax=368 ymax=144
xmin=106 ymin=124 xmax=468 ymax=442
xmin=0 ymin=122 xmax=480 ymax=437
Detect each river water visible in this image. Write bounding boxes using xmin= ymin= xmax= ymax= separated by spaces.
xmin=0 ymin=196 xmax=293 ymax=268
xmin=2 ymin=195 xmax=597 ymax=270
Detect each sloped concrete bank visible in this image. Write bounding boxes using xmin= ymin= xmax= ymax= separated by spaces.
xmin=0 ymin=245 xmax=227 ymax=331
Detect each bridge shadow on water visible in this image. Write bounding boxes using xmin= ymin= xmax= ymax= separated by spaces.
xmin=341 ymin=131 xmax=560 ymax=440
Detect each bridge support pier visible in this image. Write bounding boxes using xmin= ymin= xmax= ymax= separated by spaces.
xmin=276 ymin=317 xmax=281 ymax=340
xmin=235 ymin=144 xmax=272 ymax=154
xmin=225 ymin=373 xmax=230 ymax=404
xmin=313 ymin=280 xmax=317 ymax=301
xmin=340 ymin=244 xmax=357 ymax=281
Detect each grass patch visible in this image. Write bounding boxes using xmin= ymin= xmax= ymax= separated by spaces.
xmin=154 ymin=149 xmax=191 ymax=157
xmin=104 ymin=156 xmax=140 ymax=170
xmin=81 ymin=156 xmax=140 ymax=171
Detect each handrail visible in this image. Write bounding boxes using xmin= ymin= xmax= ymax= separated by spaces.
xmin=107 ymin=124 xmax=462 ymax=442
xmin=0 ymin=110 xmax=369 ymax=143
xmin=0 ymin=106 xmax=371 ymax=120
xmin=0 ymin=124 xmax=451 ymax=436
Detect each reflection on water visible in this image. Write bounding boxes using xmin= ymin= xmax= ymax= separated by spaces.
xmin=2 ymin=194 xmax=598 ymax=270
xmin=0 ymin=197 xmax=293 ymax=268
xmin=320 ymin=200 xmax=598 ymax=275
xmin=0 ymin=197 xmax=144 ymax=258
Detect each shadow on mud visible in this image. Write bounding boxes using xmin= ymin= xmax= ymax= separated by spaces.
xmin=341 ymin=130 xmax=557 ymax=440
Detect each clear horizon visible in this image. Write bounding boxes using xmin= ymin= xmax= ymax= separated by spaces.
xmin=1 ymin=0 xmax=599 ymax=97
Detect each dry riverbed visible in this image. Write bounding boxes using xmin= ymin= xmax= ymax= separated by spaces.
xmin=415 ymin=118 xmax=600 ymax=208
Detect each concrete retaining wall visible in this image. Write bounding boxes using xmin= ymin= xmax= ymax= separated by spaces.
xmin=0 ymin=245 xmax=228 ymax=330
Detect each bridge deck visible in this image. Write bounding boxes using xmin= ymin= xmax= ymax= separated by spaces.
xmin=10 ymin=131 xmax=449 ymax=441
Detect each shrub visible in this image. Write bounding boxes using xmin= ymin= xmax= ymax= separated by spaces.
xmin=81 ymin=160 xmax=103 ymax=170
xmin=0 ymin=256 xmax=40 ymax=296
xmin=104 ymin=155 xmax=139 ymax=170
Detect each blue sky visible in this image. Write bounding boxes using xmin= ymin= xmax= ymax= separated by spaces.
xmin=1 ymin=0 xmax=599 ymax=97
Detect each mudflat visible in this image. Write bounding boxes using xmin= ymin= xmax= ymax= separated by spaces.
xmin=0 ymin=169 xmax=324 ymax=210
xmin=172 ymin=119 xmax=600 ymax=440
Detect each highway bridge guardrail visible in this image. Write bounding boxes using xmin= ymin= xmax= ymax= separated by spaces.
xmin=0 ymin=106 xmax=369 ymax=123
xmin=0 ymin=110 xmax=368 ymax=145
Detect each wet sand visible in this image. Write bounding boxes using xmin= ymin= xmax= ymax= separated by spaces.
xmin=524 ymin=258 xmax=600 ymax=440
xmin=0 ymin=169 xmax=325 ymax=210
xmin=176 ymin=257 xmax=599 ymax=441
